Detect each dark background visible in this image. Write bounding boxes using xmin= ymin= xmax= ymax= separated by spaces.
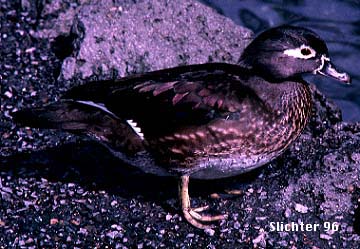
xmin=202 ymin=0 xmax=360 ymax=121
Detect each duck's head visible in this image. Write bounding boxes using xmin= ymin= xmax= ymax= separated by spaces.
xmin=239 ymin=25 xmax=351 ymax=83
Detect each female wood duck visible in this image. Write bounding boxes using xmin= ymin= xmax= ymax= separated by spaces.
xmin=13 ymin=25 xmax=351 ymax=229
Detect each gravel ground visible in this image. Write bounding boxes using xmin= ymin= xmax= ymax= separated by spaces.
xmin=1 ymin=0 xmax=360 ymax=248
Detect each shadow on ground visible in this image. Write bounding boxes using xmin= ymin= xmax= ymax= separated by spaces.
xmin=0 ymin=140 xmax=263 ymax=210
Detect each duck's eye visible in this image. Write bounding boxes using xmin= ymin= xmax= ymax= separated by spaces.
xmin=283 ymin=45 xmax=316 ymax=59
xmin=301 ymin=48 xmax=311 ymax=56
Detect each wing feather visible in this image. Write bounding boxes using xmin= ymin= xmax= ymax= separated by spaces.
xmin=61 ymin=63 xmax=261 ymax=136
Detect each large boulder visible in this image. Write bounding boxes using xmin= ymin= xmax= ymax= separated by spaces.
xmin=55 ymin=0 xmax=253 ymax=80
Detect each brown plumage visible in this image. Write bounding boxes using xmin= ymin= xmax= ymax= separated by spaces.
xmin=12 ymin=25 xmax=350 ymax=229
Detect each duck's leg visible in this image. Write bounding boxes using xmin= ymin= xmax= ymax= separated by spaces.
xmin=179 ymin=175 xmax=227 ymax=229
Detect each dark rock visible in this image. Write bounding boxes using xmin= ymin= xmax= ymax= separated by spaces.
xmin=1 ymin=0 xmax=360 ymax=248
xmin=33 ymin=0 xmax=80 ymax=40
xmin=57 ymin=0 xmax=252 ymax=80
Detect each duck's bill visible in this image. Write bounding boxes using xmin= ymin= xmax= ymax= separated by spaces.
xmin=314 ymin=58 xmax=351 ymax=84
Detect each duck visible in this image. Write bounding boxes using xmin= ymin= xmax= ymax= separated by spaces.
xmin=12 ymin=25 xmax=351 ymax=229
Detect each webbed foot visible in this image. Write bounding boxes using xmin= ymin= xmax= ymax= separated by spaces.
xmin=179 ymin=175 xmax=227 ymax=229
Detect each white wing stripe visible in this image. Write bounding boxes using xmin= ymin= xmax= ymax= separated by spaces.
xmin=76 ymin=100 xmax=145 ymax=140
xmin=76 ymin=100 xmax=117 ymax=117
xmin=126 ymin=119 xmax=145 ymax=140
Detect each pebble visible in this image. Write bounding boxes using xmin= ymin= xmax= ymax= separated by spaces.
xmin=252 ymin=229 xmax=266 ymax=247
xmin=106 ymin=231 xmax=119 ymax=239
xmin=204 ymin=228 xmax=215 ymax=236
xmin=25 ymin=47 xmax=36 ymax=53
xmin=50 ymin=218 xmax=58 ymax=225
xmin=294 ymin=203 xmax=308 ymax=214
xmin=110 ymin=200 xmax=118 ymax=207
xmin=4 ymin=91 xmax=13 ymax=98
xmin=320 ymin=234 xmax=332 ymax=240
xmin=284 ymin=208 xmax=292 ymax=218
xmin=351 ymin=153 xmax=360 ymax=163
xmin=110 ymin=224 xmax=123 ymax=231
xmin=186 ymin=233 xmax=195 ymax=238
xmin=165 ymin=214 xmax=172 ymax=221
xmin=233 ymin=221 xmax=241 ymax=229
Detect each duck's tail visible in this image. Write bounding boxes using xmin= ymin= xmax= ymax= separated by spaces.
xmin=11 ymin=101 xmax=106 ymax=131
xmin=12 ymin=101 xmax=145 ymax=152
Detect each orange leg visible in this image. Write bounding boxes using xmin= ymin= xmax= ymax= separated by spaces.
xmin=179 ymin=175 xmax=227 ymax=229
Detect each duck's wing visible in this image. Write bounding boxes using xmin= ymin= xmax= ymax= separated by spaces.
xmin=63 ymin=63 xmax=267 ymax=138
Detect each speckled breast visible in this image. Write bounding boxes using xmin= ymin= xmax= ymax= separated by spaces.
xmin=146 ymin=82 xmax=312 ymax=179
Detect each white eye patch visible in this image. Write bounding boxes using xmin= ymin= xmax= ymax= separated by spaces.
xmin=283 ymin=44 xmax=316 ymax=59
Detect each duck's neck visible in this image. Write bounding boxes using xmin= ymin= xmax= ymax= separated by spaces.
xmin=244 ymin=77 xmax=312 ymax=126
xmin=279 ymin=82 xmax=312 ymax=127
